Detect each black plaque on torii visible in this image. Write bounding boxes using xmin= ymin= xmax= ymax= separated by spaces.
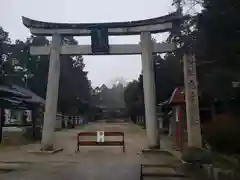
xmin=91 ymin=28 xmax=109 ymax=55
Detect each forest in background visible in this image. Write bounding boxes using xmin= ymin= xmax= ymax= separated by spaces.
xmin=124 ymin=0 xmax=240 ymax=153
xmin=124 ymin=0 xmax=240 ymax=117
xmin=0 ymin=27 xmax=128 ymax=115
xmin=1 ymin=0 xmax=240 ymax=119
xmin=0 ymin=30 xmax=91 ymax=114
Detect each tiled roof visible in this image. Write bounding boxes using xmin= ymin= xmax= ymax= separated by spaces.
xmin=12 ymin=85 xmax=45 ymax=104
xmin=169 ymin=88 xmax=185 ymax=105
xmin=0 ymin=84 xmax=45 ymax=105
xmin=0 ymin=86 xmax=27 ymax=97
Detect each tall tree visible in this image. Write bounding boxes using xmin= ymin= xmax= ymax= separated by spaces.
xmin=0 ymin=27 xmax=13 ymax=84
xmin=92 ymin=83 xmax=125 ymax=109
xmin=124 ymin=53 xmax=182 ymax=119
xmin=0 ymin=27 xmax=92 ymax=114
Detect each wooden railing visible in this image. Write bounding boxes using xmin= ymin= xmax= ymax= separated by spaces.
xmin=56 ymin=113 xmax=86 ymax=129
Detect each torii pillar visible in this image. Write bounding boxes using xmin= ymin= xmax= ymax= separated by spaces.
xmin=140 ymin=32 xmax=160 ymax=149
xmin=41 ymin=33 xmax=61 ymax=151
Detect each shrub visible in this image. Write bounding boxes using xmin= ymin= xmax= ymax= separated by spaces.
xmin=182 ymin=147 xmax=213 ymax=164
xmin=203 ymin=114 xmax=240 ymax=153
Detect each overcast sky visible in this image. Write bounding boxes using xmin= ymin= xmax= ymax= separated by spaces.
xmin=0 ymin=0 xmax=175 ymax=87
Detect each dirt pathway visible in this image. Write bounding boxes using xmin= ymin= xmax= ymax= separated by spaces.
xmin=0 ymin=121 xmax=182 ymax=180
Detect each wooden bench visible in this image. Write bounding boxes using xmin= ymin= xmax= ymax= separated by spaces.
xmin=140 ymin=164 xmax=190 ymax=180
xmin=77 ymin=131 xmax=125 ymax=152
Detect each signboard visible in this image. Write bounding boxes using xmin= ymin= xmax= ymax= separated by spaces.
xmin=4 ymin=109 xmax=11 ymax=124
xmin=175 ymin=107 xmax=180 ymax=122
xmin=24 ymin=110 xmax=32 ymax=122
xmin=97 ymin=131 xmax=105 ymax=142
xmin=91 ymin=28 xmax=109 ymax=54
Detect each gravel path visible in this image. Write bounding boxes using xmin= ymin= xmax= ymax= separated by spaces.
xmin=0 ymin=121 xmax=186 ymax=180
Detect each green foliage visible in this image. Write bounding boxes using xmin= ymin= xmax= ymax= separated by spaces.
xmin=199 ymin=0 xmax=240 ymax=67
xmin=203 ymin=114 xmax=240 ymax=153
xmin=182 ymin=147 xmax=212 ymax=164
xmin=196 ymin=0 xmax=240 ymax=112
xmin=0 ymin=27 xmax=91 ymax=114
xmin=124 ymin=80 xmax=144 ymax=117
xmin=124 ymin=53 xmax=182 ymax=121
xmin=154 ymin=54 xmax=183 ymax=103
xmin=92 ymin=83 xmax=125 ymax=109
xmin=170 ymin=0 xmax=240 ymax=114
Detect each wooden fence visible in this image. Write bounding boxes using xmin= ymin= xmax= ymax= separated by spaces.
xmin=56 ymin=113 xmax=86 ymax=130
xmin=135 ymin=116 xmax=146 ymax=129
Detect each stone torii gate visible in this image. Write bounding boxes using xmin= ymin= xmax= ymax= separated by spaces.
xmin=22 ymin=11 xmax=202 ymax=151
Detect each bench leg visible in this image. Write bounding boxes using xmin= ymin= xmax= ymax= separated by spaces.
xmin=77 ymin=141 xmax=79 ymax=151
xmin=123 ymin=144 xmax=125 ymax=153
xmin=122 ymin=135 xmax=125 ymax=153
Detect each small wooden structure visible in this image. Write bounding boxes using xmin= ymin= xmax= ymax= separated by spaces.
xmin=0 ymin=84 xmax=45 ymax=144
xmin=168 ymin=88 xmax=186 ymax=151
xmin=167 ymin=88 xmax=214 ymax=151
